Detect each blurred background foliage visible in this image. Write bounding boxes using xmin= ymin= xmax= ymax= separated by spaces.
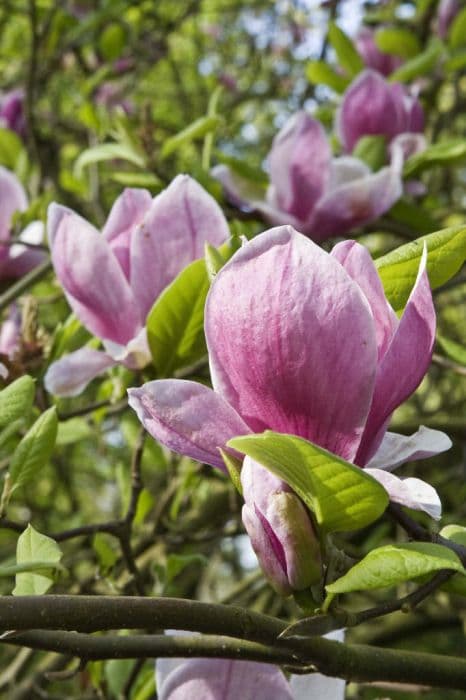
xmin=0 ymin=0 xmax=464 ymax=698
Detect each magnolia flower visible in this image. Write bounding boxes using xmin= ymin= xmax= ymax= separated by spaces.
xmin=0 ymin=166 xmax=45 ymax=280
xmin=436 ymin=0 xmax=460 ymax=38
xmin=336 ymin=69 xmax=424 ymax=153
xmin=129 ymin=227 xmax=451 ymax=590
xmin=0 ymin=89 xmax=26 ymax=138
xmin=44 ymin=175 xmax=230 ymax=397
xmin=212 ymin=112 xmax=403 ymax=242
xmin=355 ymin=28 xmax=403 ymax=76
xmin=0 ymin=305 xmax=21 ymax=379
xmin=156 ymin=630 xmax=345 ymax=700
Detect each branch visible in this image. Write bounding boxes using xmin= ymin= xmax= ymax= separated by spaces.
xmin=0 ymin=260 xmax=52 ymax=313
xmin=0 ymin=596 xmax=466 ymax=689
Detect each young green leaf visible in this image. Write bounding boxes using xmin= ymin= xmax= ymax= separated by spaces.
xmin=449 ymin=7 xmax=466 ymax=49
xmin=228 ymin=431 xmax=388 ymax=533
xmin=74 ymin=142 xmax=146 ymax=177
xmin=403 ymin=140 xmax=466 ymax=178
xmin=390 ymin=39 xmax=443 ymax=82
xmin=352 ymin=135 xmax=387 ymax=171
xmin=0 ymin=127 xmax=25 ymax=169
xmin=374 ymin=28 xmax=420 ymax=59
xmin=147 ymin=258 xmax=209 ymax=377
xmin=219 ymin=448 xmax=243 ymax=496
xmin=440 ymin=525 xmax=466 ymax=596
xmin=376 ymin=226 xmax=466 ymax=311
xmin=13 ymin=524 xmax=63 ymax=596
xmin=437 ymin=335 xmax=466 ymax=366
xmin=161 ymin=116 xmax=221 ymax=159
xmin=326 ymin=542 xmax=465 ymax=597
xmin=9 ymin=407 xmax=58 ymax=493
xmin=328 ymin=22 xmax=364 ymax=77
xmin=0 ymin=375 xmax=35 ymax=428
xmin=305 ymin=60 xmax=349 ymax=93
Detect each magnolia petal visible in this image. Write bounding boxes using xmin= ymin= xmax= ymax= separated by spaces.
xmin=128 ymin=379 xmax=251 ymax=471
xmin=158 ymin=659 xmax=293 ymax=700
xmin=206 ymin=226 xmax=377 ymax=461
xmin=365 ymin=468 xmax=441 ymax=520
xmin=328 ymin=156 xmax=370 ymax=188
xmin=356 ymin=246 xmax=436 ymax=465
xmin=0 ymin=166 xmax=27 ymax=248
xmin=211 ymin=164 xmax=267 ymax=211
xmin=355 ymin=27 xmax=402 ymax=76
xmin=268 ymin=112 xmax=331 ymax=221
xmin=336 ymin=70 xmax=402 ymax=152
xmin=0 ymin=305 xmax=21 ymax=357
xmin=47 ymin=202 xmax=74 ymax=248
xmin=1 ymin=221 xmax=46 ymax=279
xmin=49 ymin=205 xmax=142 ymax=345
xmin=104 ymin=327 xmax=151 ymax=369
xmin=102 ymin=188 xmax=152 ymax=278
xmin=289 ymin=630 xmax=346 ymax=700
xmin=242 ymin=457 xmax=321 ymax=593
xmin=390 ymin=132 xmax=427 ymax=163
xmin=366 ymin=426 xmax=452 ymax=471
xmin=44 ymin=347 xmax=116 ymax=397
xmin=331 ymin=240 xmax=398 ymax=360
xmin=130 ymin=174 xmax=230 ymax=320
xmin=308 ymin=158 xmax=402 ymax=238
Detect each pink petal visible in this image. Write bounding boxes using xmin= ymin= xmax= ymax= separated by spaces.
xmin=158 ymin=659 xmax=293 ymax=700
xmin=365 ymin=468 xmax=441 ymax=519
xmin=356 ymin=246 xmax=436 ymax=465
xmin=366 ymin=426 xmax=452 ymax=471
xmin=0 ymin=166 xmax=27 ymax=251
xmin=44 ymin=347 xmax=116 ymax=397
xmin=337 ymin=70 xmax=403 ymax=152
xmin=206 ymin=226 xmax=377 ymax=462
xmin=289 ymin=630 xmax=346 ymax=700
xmin=211 ymin=165 xmax=267 ymax=211
xmin=308 ymin=157 xmax=402 ymax=238
xmin=331 ymin=239 xmax=398 ymax=360
xmin=127 ymin=379 xmax=251 ymax=471
xmin=268 ymin=112 xmax=331 ymax=222
xmin=241 ymin=457 xmax=320 ymax=593
xmin=102 ymin=188 xmax=152 ymax=279
xmin=49 ymin=205 xmax=142 ymax=345
xmin=130 ymin=175 xmax=230 ymax=320
xmin=1 ymin=221 xmax=46 ymax=279
xmin=103 ymin=327 xmax=151 ymax=369
xmin=355 ymin=27 xmax=403 ymax=76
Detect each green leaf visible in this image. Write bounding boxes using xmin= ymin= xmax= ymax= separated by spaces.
xmin=403 ymin=140 xmax=466 ymax=177
xmin=449 ymin=7 xmax=466 ymax=49
xmin=214 ymin=152 xmax=269 ymax=186
xmin=328 ymin=22 xmax=364 ymax=77
xmin=389 ymin=199 xmax=438 ymax=235
xmin=0 ymin=376 xmax=35 ymax=428
xmin=390 ymin=39 xmax=443 ymax=82
xmin=74 ymin=143 xmax=145 ymax=177
xmin=110 ymin=171 xmax=161 ymax=187
xmin=98 ymin=22 xmax=126 ymax=60
xmin=439 ymin=525 xmax=466 ymax=596
xmin=161 ymin=116 xmax=221 ymax=159
xmin=164 ymin=553 xmax=207 ymax=585
xmin=9 ymin=407 xmax=58 ymax=493
xmin=147 ymin=258 xmax=209 ymax=376
xmin=437 ymin=335 xmax=466 ymax=366
xmin=326 ymin=543 xmax=465 ymax=597
xmin=0 ymin=560 xmax=64 ymax=577
xmin=374 ymin=28 xmax=420 ymax=59
xmin=228 ymin=431 xmax=388 ymax=533
xmin=57 ymin=417 xmax=93 ymax=446
xmin=13 ymin=524 xmax=62 ymax=595
xmin=376 ymin=226 xmax=466 ymax=311
xmin=0 ymin=127 xmax=25 ymax=169
xmin=93 ymin=533 xmax=118 ymax=572
xmin=352 ymin=135 xmax=387 ymax=171
xmin=305 ymin=60 xmax=349 ymax=93
xmin=219 ymin=449 xmax=243 ymax=496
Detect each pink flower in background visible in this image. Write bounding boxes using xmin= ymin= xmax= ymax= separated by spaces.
xmin=355 ymin=28 xmax=403 ymax=76
xmin=0 ymin=166 xmax=45 ymax=281
xmin=436 ymin=0 xmax=461 ymax=38
xmin=212 ymin=112 xmax=403 ymax=242
xmin=95 ymin=82 xmax=134 ymax=114
xmin=0 ymin=89 xmax=26 ymax=138
xmin=0 ymin=305 xmax=21 ymax=379
xmin=336 ymin=69 xmax=424 ymax=153
xmin=45 ymin=175 xmax=230 ymax=397
xmin=129 ymin=227 xmax=450 ymax=592
xmin=155 ymin=630 xmax=346 ymax=699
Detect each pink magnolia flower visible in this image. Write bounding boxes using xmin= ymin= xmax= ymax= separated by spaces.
xmin=336 ymin=69 xmax=424 ymax=153
xmin=44 ymin=175 xmax=230 ymax=397
xmin=0 ymin=89 xmax=26 ymax=138
xmin=436 ymin=0 xmax=461 ymax=38
xmin=212 ymin=111 xmax=403 ymax=242
xmin=355 ymin=28 xmax=403 ymax=77
xmin=129 ymin=227 xmax=451 ymax=591
xmin=0 ymin=166 xmax=45 ymax=281
xmin=156 ymin=630 xmax=345 ymax=700
xmin=0 ymin=305 xmax=21 ymax=379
